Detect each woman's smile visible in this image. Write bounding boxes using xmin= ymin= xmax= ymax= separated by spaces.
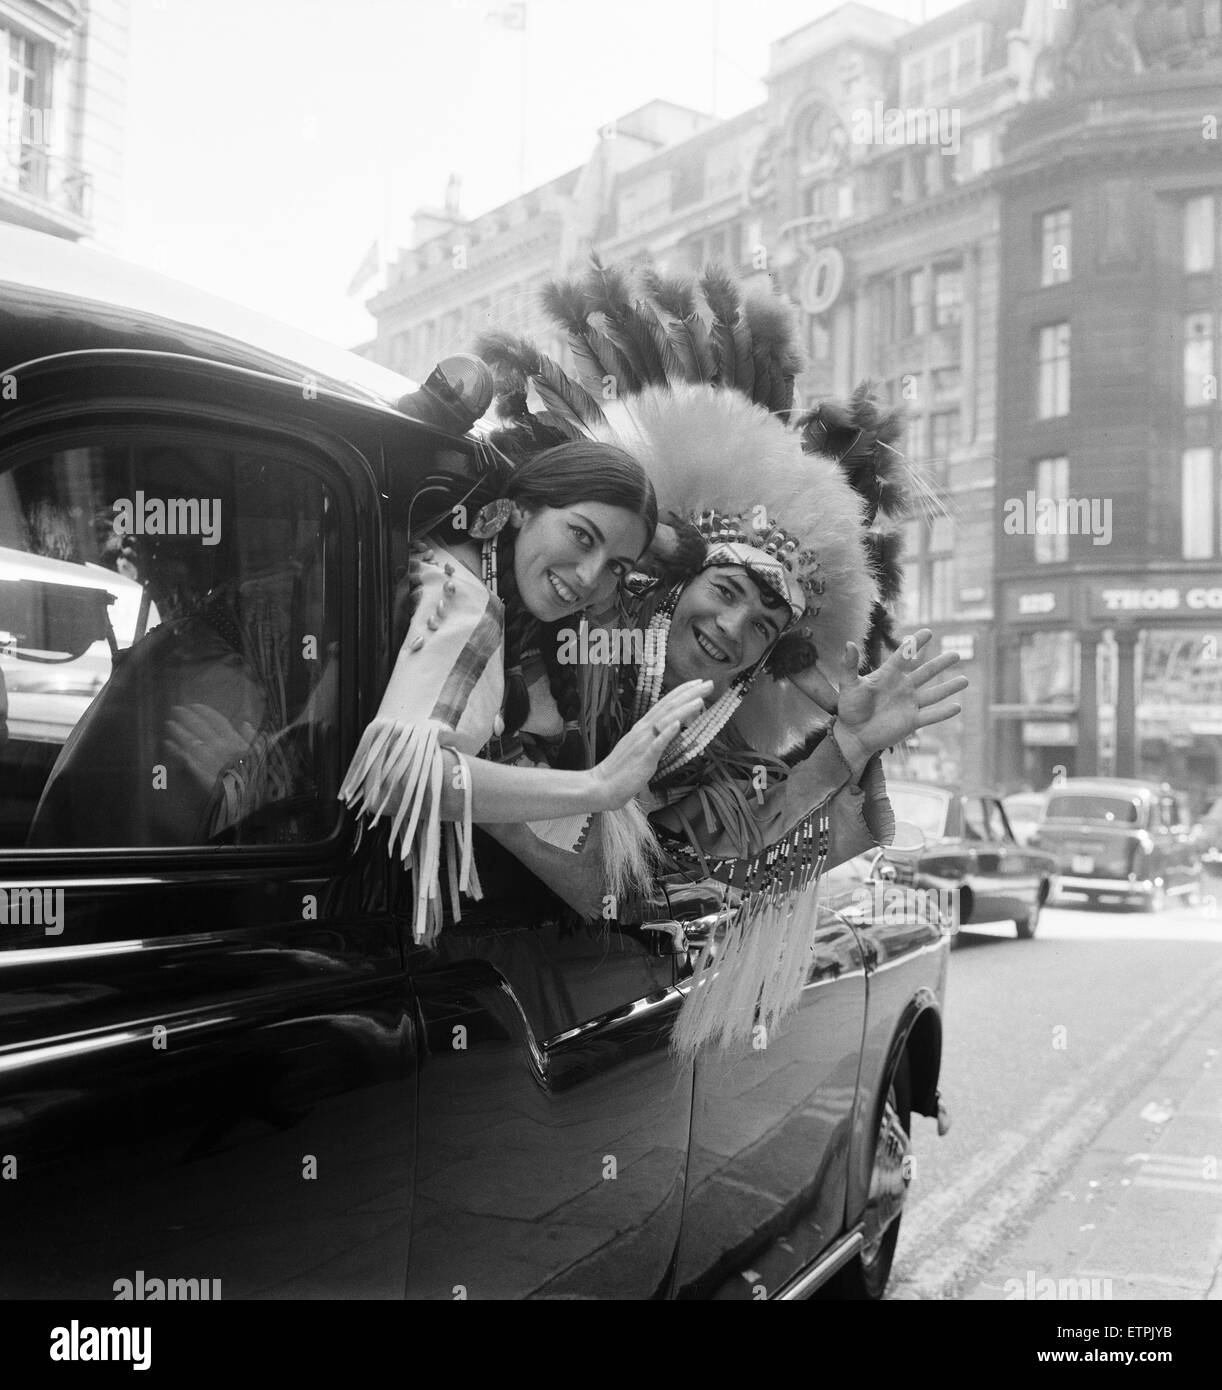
xmin=545 ymin=569 xmax=581 ymax=607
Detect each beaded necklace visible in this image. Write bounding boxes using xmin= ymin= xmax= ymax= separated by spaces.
xmin=631 ymin=582 xmax=764 ymax=782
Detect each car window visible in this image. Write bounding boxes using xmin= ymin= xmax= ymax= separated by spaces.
xmin=984 ymin=799 xmax=1011 ymax=841
xmin=1043 ymin=793 xmax=1140 ymax=825
xmin=961 ymin=797 xmax=988 ymax=841
xmin=887 ymin=786 xmax=950 ymax=840
xmin=1 ymin=430 xmax=342 ymax=851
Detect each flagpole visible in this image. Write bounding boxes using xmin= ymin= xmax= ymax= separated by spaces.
xmin=711 ymin=0 xmax=718 ymax=116
xmin=519 ymin=2 xmax=528 ymax=193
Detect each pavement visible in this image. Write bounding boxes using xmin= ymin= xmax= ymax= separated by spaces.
xmin=962 ymin=987 xmax=1222 ymax=1300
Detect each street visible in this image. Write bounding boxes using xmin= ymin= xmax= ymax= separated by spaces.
xmin=889 ymin=885 xmax=1222 ymax=1300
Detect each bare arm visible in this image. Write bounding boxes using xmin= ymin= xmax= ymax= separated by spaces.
xmin=434 ymin=679 xmax=712 ymax=822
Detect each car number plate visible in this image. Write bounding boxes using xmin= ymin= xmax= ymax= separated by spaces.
xmin=1072 ymin=855 xmax=1094 ymax=873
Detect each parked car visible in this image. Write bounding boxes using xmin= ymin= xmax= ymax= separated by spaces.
xmin=1001 ymin=791 xmax=1048 ymax=847
xmin=1195 ymin=797 xmax=1222 ymax=874
xmin=1029 ymin=777 xmax=1203 ymax=911
xmin=0 ymin=224 xmax=949 ymax=1301
xmin=875 ymin=781 xmax=1057 ymax=940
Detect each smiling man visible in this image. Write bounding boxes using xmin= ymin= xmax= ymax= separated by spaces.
xmin=471 ymin=261 xmax=967 ymax=1055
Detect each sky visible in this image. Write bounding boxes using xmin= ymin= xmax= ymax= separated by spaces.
xmin=121 ymin=0 xmax=961 ymax=349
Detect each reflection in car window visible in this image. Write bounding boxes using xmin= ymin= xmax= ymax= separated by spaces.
xmin=1043 ymin=794 xmax=1140 ymax=825
xmin=887 ymin=787 xmax=950 ymax=840
xmin=1 ymin=434 xmax=341 ymax=850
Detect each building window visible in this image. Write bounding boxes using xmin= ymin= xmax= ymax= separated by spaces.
xmin=1037 ymin=323 xmax=1071 ymax=419
xmin=874 ymin=277 xmax=895 ymax=343
xmin=804 ymin=181 xmax=835 ymax=222
xmin=905 ymin=411 xmax=927 ymax=464
xmin=1040 ymin=208 xmax=1072 ymax=286
xmin=955 ymin=30 xmax=981 ymax=87
xmin=809 ymin=316 xmax=831 ymax=363
xmin=929 ymin=410 xmax=959 ymax=470
xmin=1034 ymin=456 xmax=1069 ymax=563
xmin=2 ymin=25 xmax=53 ymax=196
xmin=670 ymin=155 xmax=704 ymax=211
xmin=1184 ymin=312 xmax=1216 ymax=407
xmin=932 ymin=366 xmax=960 ymax=398
xmin=930 ymin=558 xmax=955 ymax=619
xmin=1182 ymin=448 xmax=1215 ymax=558
xmin=1183 ymin=195 xmax=1216 ymax=274
xmin=901 ymin=268 xmax=927 ymax=338
xmin=933 ymin=262 xmax=963 ymax=327
xmin=903 ymin=29 xmax=982 ymax=106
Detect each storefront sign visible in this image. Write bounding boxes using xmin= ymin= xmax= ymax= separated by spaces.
xmin=1003 ymin=580 xmax=1072 ymax=623
xmin=1087 ymin=579 xmax=1222 ymax=618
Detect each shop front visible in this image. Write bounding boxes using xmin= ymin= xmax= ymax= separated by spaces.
xmin=992 ymin=576 xmax=1222 ymax=810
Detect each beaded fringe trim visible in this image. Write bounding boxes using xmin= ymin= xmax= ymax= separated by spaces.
xmin=671 ymin=801 xmax=831 ymax=1059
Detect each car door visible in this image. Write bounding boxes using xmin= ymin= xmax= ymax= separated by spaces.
xmin=1162 ymin=792 xmax=1196 ymax=892
xmin=669 ymin=893 xmax=867 ymax=1300
xmin=960 ymin=795 xmax=1009 ymax=921
xmin=401 ymin=841 xmax=695 ymax=1300
xmin=384 ymin=484 xmax=695 ymax=1302
xmin=0 ymin=357 xmax=417 ymax=1298
xmin=984 ymin=796 xmax=1043 ymax=919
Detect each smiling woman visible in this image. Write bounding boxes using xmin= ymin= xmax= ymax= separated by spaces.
xmin=338 ymin=437 xmax=713 ymax=943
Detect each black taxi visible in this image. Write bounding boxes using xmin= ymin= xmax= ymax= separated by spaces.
xmin=0 ymin=224 xmax=948 ymax=1300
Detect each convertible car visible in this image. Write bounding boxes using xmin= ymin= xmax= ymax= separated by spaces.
xmin=0 ymin=224 xmax=949 ymax=1300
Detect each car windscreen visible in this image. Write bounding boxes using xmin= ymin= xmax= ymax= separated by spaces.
xmin=888 ymin=787 xmax=949 ymax=840
xmin=1043 ymin=794 xmax=1140 ymax=825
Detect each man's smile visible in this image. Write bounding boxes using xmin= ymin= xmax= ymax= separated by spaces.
xmin=692 ymin=624 xmax=733 ymax=664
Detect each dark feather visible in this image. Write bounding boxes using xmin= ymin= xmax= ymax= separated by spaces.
xmin=863 ymin=601 xmax=901 ymax=674
xmin=641 ymin=269 xmax=697 ymax=320
xmin=541 ymin=278 xmax=620 ymax=393
xmin=798 ymin=382 xmax=912 ymax=525
xmin=865 ymin=528 xmax=905 ymax=604
xmin=701 ymin=264 xmax=755 ymax=397
xmin=640 ymin=270 xmax=714 ymax=384
xmin=532 ymin=410 xmax=584 ymax=442
xmin=743 ymin=294 xmax=803 ymax=417
xmin=531 ymin=352 xmax=607 ymax=432
xmin=583 ymin=254 xmax=669 ymax=390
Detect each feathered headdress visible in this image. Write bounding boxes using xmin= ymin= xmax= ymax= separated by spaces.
xmin=466 ymin=257 xmax=936 ymax=1058
xmin=475 ymin=256 xmax=919 ymax=761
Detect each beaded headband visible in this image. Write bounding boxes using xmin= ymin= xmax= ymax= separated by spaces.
xmin=693 ymin=509 xmax=825 ymax=627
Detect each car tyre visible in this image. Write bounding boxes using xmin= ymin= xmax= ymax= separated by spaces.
xmin=1015 ymin=884 xmax=1046 ymax=939
xmin=825 ymin=1052 xmax=912 ymax=1300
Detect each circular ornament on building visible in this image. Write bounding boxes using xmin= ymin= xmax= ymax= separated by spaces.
xmin=798 ymin=247 xmax=845 ymax=316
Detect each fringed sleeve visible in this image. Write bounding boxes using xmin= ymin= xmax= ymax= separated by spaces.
xmin=338 ymin=547 xmax=505 ymax=945
xmin=650 ymin=728 xmax=894 ymax=869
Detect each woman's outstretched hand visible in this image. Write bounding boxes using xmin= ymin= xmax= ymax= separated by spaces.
xmin=834 ymin=629 xmax=967 ymax=766
xmin=590 ymin=680 xmax=713 ymax=811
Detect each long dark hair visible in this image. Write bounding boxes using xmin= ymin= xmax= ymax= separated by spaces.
xmin=425 ymin=437 xmax=657 ymax=764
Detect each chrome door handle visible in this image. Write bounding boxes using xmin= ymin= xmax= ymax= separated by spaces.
xmin=641 ymin=908 xmax=736 ymax=956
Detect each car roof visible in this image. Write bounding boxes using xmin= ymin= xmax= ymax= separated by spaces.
xmin=0 ymin=224 xmax=418 ymax=411
xmin=1045 ymin=779 xmax=1167 ymax=796
xmin=887 ymin=779 xmax=1007 ymax=800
